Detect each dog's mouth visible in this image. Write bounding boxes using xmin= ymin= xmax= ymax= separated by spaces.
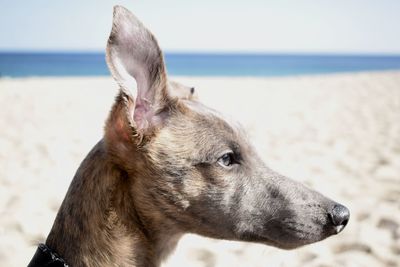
xmin=239 ymin=224 xmax=335 ymax=250
xmin=269 ymin=223 xmax=335 ymax=249
xmin=235 ymin=205 xmax=349 ymax=250
xmin=267 ymin=206 xmax=349 ymax=248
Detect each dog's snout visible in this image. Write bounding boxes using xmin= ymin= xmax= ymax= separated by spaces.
xmin=328 ymin=204 xmax=350 ymax=233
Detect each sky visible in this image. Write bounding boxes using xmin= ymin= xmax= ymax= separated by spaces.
xmin=0 ymin=0 xmax=400 ymax=54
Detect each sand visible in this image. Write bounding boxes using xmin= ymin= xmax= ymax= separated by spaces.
xmin=0 ymin=71 xmax=399 ymax=266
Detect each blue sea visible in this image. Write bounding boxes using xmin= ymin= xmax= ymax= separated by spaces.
xmin=1 ymin=52 xmax=400 ymax=77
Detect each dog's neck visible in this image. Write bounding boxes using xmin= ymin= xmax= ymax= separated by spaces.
xmin=45 ymin=140 xmax=180 ymax=267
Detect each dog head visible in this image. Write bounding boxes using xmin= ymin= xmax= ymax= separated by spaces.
xmin=104 ymin=6 xmax=349 ymax=249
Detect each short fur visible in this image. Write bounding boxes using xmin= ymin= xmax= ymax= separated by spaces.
xmin=42 ymin=6 xmax=349 ymax=267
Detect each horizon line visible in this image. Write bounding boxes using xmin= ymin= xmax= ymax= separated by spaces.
xmin=1 ymin=50 xmax=400 ymax=57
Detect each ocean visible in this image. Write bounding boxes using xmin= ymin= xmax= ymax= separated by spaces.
xmin=1 ymin=52 xmax=400 ymax=77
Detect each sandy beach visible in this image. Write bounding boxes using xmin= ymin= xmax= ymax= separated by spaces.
xmin=0 ymin=71 xmax=399 ymax=266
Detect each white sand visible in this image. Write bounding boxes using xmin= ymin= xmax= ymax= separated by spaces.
xmin=0 ymin=71 xmax=399 ymax=266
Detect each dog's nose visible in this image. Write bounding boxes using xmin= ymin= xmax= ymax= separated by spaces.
xmin=328 ymin=204 xmax=350 ymax=233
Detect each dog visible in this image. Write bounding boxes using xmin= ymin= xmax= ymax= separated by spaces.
xmin=28 ymin=5 xmax=349 ymax=267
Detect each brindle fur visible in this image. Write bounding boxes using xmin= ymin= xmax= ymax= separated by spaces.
xmin=44 ymin=6 xmax=349 ymax=267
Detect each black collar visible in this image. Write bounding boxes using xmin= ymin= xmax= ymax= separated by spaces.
xmin=28 ymin=243 xmax=68 ymax=267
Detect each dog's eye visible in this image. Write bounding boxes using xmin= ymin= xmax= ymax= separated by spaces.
xmin=218 ymin=152 xmax=235 ymax=167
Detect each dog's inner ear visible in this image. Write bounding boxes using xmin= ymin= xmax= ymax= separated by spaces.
xmin=106 ymin=5 xmax=170 ymax=139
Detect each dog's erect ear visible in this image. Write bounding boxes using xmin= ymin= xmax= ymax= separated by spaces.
xmin=106 ymin=5 xmax=170 ymax=144
xmin=168 ymin=80 xmax=198 ymax=100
